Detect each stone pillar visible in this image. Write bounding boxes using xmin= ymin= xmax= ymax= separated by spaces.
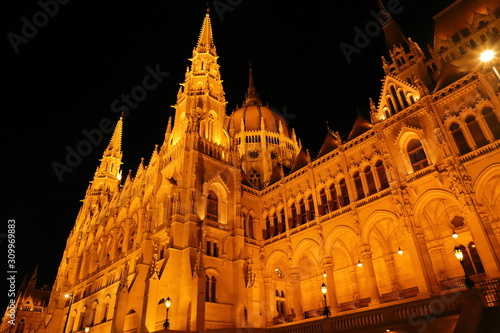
xmin=109 ymin=228 xmax=120 ymax=261
xmin=291 ymin=267 xmax=304 ymax=318
xmin=407 ymin=227 xmax=440 ymax=295
xmin=78 ymin=249 xmax=90 ymax=280
xmin=263 ymin=278 xmax=274 ymax=326
xmin=428 ymin=245 xmax=450 ymax=282
xmin=384 ymin=256 xmax=400 ymax=291
xmin=323 ymin=262 xmax=340 ymax=312
xmin=360 ymin=244 xmax=380 ymax=304
xmin=122 ymin=218 xmax=133 ymax=253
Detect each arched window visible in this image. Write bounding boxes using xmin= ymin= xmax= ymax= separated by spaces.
xmin=399 ymin=89 xmax=410 ymax=109
xmin=450 ymin=122 xmax=470 ymax=155
xmin=353 ymin=171 xmax=365 ymax=200
xmin=390 ymin=85 xmax=403 ymax=112
xmin=319 ymin=188 xmax=329 ymax=215
xmin=407 ymin=139 xmax=429 ymax=172
xmin=364 ymin=166 xmax=376 ymax=195
xmin=457 ymin=244 xmax=476 ymax=277
xmin=265 ymin=215 xmax=272 ymax=239
xmin=375 ymin=160 xmax=389 ymax=189
xmin=247 ymin=215 xmax=254 ymax=239
xmin=15 ymin=318 xmax=25 ymax=333
xmin=306 ymin=195 xmax=315 ymax=221
xmin=465 ymin=115 xmax=488 ymax=148
xmin=278 ymin=209 xmax=286 ymax=234
xmin=468 ymin=242 xmax=485 ymax=275
xmin=339 ymin=178 xmax=350 ymax=207
xmin=205 ymin=275 xmax=217 ymax=302
xmin=276 ymin=290 xmax=286 ymax=315
xmin=328 ymin=183 xmax=339 ymax=212
xmin=206 ymin=190 xmax=218 ymax=221
xmin=289 ymin=205 xmax=298 ymax=229
xmin=482 ymin=107 xmax=500 ymax=140
xmin=298 ymin=199 xmax=306 ymax=225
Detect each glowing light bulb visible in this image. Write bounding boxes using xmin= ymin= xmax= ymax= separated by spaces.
xmin=480 ymin=50 xmax=495 ymax=62
xmin=357 ymin=260 xmax=363 ymax=268
xmin=397 ymin=247 xmax=403 ymax=256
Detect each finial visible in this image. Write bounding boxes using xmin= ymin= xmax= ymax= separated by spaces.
xmin=206 ymin=2 xmax=210 ymax=13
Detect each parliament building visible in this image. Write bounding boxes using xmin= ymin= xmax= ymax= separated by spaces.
xmin=5 ymin=0 xmax=500 ymax=332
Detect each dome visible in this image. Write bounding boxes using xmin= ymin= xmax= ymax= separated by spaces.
xmin=229 ymin=103 xmax=291 ymax=137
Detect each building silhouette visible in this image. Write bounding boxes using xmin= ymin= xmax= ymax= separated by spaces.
xmin=8 ymin=0 xmax=500 ymax=332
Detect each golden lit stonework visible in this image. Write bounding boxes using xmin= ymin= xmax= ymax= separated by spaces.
xmin=4 ymin=1 xmax=499 ymax=332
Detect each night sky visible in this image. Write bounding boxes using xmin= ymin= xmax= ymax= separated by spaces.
xmin=1 ymin=0 xmax=456 ymax=308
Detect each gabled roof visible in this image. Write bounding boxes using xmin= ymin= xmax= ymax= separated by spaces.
xmin=347 ymin=112 xmax=372 ymax=141
xmin=317 ymin=131 xmax=340 ymax=158
xmin=433 ymin=62 xmax=470 ymax=92
xmin=290 ymin=148 xmax=309 ymax=173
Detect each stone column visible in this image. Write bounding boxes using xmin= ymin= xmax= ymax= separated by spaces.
xmin=407 ymin=226 xmax=440 ymax=295
xmin=290 ymin=267 xmax=304 ymax=319
xmin=384 ymin=256 xmax=400 ymax=291
xmin=323 ymin=261 xmax=340 ymax=312
xmin=122 ymin=218 xmax=133 ymax=253
xmin=263 ymin=278 xmax=274 ymax=326
xmin=360 ymin=244 xmax=380 ymax=304
xmin=109 ymin=228 xmax=120 ymax=261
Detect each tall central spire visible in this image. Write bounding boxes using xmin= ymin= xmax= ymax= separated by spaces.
xmin=195 ymin=12 xmax=215 ymax=55
xmin=168 ymin=11 xmax=228 ymax=148
xmin=244 ymin=63 xmax=261 ymax=106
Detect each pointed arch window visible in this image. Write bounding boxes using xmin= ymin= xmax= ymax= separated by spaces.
xmin=205 ymin=275 xmax=217 ymax=302
xmin=390 ymin=85 xmax=403 ymax=112
xmin=339 ymin=178 xmax=350 ymax=207
xmin=328 ymin=183 xmax=339 ymax=212
xmin=353 ymin=171 xmax=365 ymax=200
xmin=289 ymin=205 xmax=298 ymax=229
xmin=375 ymin=160 xmax=389 ymax=189
xmin=319 ymin=188 xmax=329 ymax=215
xmin=278 ymin=208 xmax=286 ymax=234
xmin=206 ymin=190 xmax=218 ymax=221
xmin=482 ymin=107 xmax=500 ymax=140
xmin=298 ymin=199 xmax=306 ymax=225
xmin=364 ymin=166 xmax=376 ymax=195
xmin=265 ymin=215 xmax=273 ymax=239
xmin=456 ymin=244 xmax=476 ymax=277
xmin=465 ymin=115 xmax=488 ymax=148
xmin=450 ymin=122 xmax=470 ymax=155
xmin=468 ymin=242 xmax=485 ymax=275
xmin=306 ymin=195 xmax=315 ymax=221
xmin=247 ymin=215 xmax=254 ymax=239
xmin=407 ymin=139 xmax=429 ymax=172
xmin=398 ymin=89 xmax=410 ymax=109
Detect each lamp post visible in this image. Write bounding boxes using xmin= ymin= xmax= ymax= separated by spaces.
xmin=321 ymin=283 xmax=330 ymax=318
xmin=480 ymin=50 xmax=500 ymax=82
xmin=62 ymin=294 xmax=73 ymax=333
xmin=163 ymin=297 xmax=171 ymax=330
xmin=453 ymin=246 xmax=475 ymax=289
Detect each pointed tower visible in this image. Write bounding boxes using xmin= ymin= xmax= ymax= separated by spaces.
xmin=377 ymin=0 xmax=431 ymax=87
xmin=85 ymin=116 xmax=123 ymax=208
xmin=168 ymin=11 xmax=229 ymax=148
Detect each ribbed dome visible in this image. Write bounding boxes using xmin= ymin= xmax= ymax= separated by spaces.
xmin=230 ymin=103 xmax=291 ymax=137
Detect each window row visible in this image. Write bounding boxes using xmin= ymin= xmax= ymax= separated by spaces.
xmin=449 ymin=107 xmax=500 ymax=155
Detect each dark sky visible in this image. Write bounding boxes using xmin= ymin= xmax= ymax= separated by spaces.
xmin=1 ymin=0 xmax=455 ymax=307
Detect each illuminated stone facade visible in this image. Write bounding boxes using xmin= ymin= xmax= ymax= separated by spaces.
xmin=37 ymin=1 xmax=500 ymax=332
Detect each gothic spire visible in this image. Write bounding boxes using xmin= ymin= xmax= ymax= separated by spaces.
xmin=244 ymin=63 xmax=261 ymax=106
xmin=377 ymin=0 xmax=409 ymax=51
xmin=195 ymin=12 xmax=215 ymax=54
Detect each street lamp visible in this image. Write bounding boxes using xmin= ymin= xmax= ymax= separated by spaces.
xmin=163 ymin=297 xmax=172 ymax=330
xmin=453 ymin=246 xmax=475 ymax=289
xmin=62 ymin=293 xmax=73 ymax=333
xmin=480 ymin=50 xmax=500 ymax=82
xmin=321 ymin=283 xmax=330 ymax=318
